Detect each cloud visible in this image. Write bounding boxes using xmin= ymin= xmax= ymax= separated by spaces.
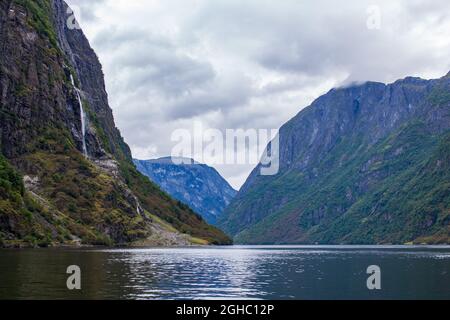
xmin=94 ymin=28 xmax=216 ymax=96
xmin=66 ymin=0 xmax=450 ymax=189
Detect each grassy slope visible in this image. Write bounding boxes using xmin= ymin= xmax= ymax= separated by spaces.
xmin=234 ymin=91 xmax=450 ymax=244
xmin=0 ymin=0 xmax=231 ymax=247
xmin=0 ymin=152 xmax=96 ymax=247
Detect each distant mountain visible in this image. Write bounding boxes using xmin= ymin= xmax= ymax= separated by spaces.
xmin=134 ymin=158 xmax=237 ymax=225
xmin=0 ymin=0 xmax=231 ymax=247
xmin=219 ymin=73 xmax=450 ymax=245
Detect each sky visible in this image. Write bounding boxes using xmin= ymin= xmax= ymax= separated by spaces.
xmin=66 ymin=0 xmax=450 ymax=190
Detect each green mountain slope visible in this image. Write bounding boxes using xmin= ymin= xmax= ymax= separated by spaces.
xmin=220 ymin=75 xmax=450 ymax=244
xmin=0 ymin=0 xmax=231 ymax=247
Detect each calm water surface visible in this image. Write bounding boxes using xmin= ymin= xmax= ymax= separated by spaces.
xmin=0 ymin=246 xmax=449 ymax=300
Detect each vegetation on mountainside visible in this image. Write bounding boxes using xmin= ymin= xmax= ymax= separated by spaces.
xmin=118 ymin=160 xmax=232 ymax=244
xmin=230 ymin=84 xmax=450 ymax=245
xmin=0 ymin=153 xmax=82 ymax=247
xmin=13 ymin=0 xmax=58 ymax=47
xmin=234 ymin=121 xmax=450 ymax=244
xmin=83 ymin=101 xmax=230 ymax=244
xmin=0 ymin=0 xmax=231 ymax=247
xmin=1 ymin=113 xmax=230 ymax=247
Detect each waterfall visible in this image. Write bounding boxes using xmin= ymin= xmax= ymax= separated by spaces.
xmin=70 ymin=74 xmax=88 ymax=157
xmin=135 ymin=197 xmax=143 ymax=216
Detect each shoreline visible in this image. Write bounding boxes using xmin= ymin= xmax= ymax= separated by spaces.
xmin=1 ymin=243 xmax=450 ymax=250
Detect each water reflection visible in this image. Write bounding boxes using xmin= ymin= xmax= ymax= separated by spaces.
xmin=0 ymin=246 xmax=449 ymax=300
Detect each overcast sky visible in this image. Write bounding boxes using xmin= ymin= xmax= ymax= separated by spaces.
xmin=66 ymin=0 xmax=450 ymax=189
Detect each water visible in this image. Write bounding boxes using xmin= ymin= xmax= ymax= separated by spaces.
xmin=0 ymin=246 xmax=449 ymax=300
xmin=70 ymin=74 xmax=88 ymax=157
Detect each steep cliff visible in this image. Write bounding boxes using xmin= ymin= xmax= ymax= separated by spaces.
xmin=219 ymin=73 xmax=450 ymax=244
xmin=134 ymin=157 xmax=237 ymax=225
xmin=0 ymin=0 xmax=231 ymax=247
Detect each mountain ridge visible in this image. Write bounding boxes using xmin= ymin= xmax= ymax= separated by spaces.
xmin=219 ymin=72 xmax=450 ymax=244
xmin=0 ymin=0 xmax=231 ymax=247
xmin=134 ymin=157 xmax=237 ymax=225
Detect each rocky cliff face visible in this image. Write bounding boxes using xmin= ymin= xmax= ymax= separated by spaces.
xmin=219 ymin=73 xmax=450 ymax=244
xmin=0 ymin=0 xmax=231 ymax=247
xmin=51 ymin=0 xmax=130 ymax=161
xmin=134 ymin=157 xmax=237 ymax=225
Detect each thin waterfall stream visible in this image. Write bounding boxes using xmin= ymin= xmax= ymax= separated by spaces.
xmin=70 ymin=74 xmax=88 ymax=157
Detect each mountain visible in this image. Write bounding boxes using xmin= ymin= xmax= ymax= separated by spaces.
xmin=219 ymin=73 xmax=450 ymax=245
xmin=0 ymin=0 xmax=231 ymax=247
xmin=134 ymin=157 xmax=237 ymax=225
